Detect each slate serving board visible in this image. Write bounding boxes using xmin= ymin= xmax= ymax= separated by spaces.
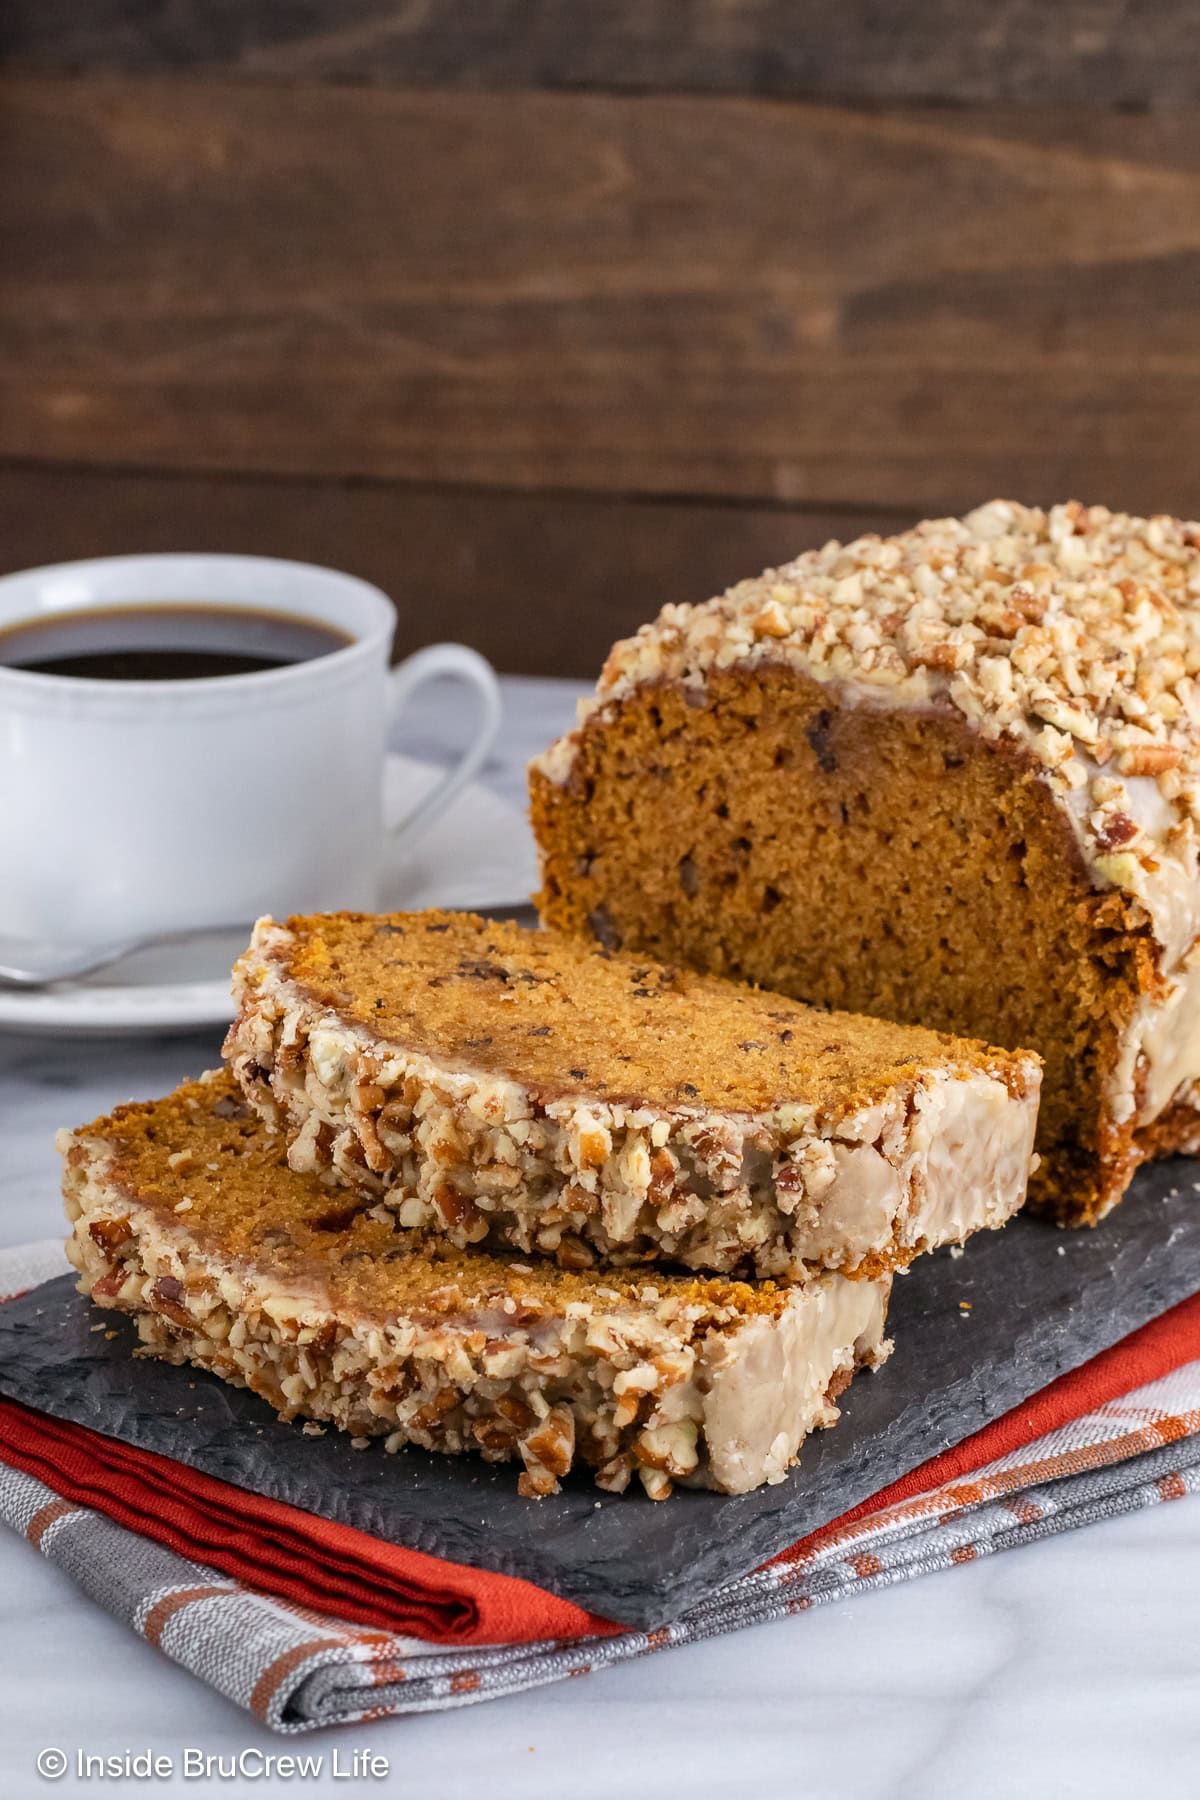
xmin=3 ymin=1159 xmax=1200 ymax=1629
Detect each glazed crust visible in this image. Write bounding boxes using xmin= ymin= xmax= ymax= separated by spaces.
xmin=58 ymin=1073 xmax=892 ymax=1500
xmin=224 ymin=911 xmax=1039 ymax=1278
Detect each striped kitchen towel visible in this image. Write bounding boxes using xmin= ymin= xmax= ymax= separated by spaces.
xmin=3 ymin=1240 xmax=1199 ymax=1731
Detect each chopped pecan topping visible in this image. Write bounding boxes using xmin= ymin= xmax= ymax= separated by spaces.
xmin=556 ymin=1234 xmax=596 ymax=1270
xmin=433 ymin=1183 xmax=489 ymax=1243
xmin=639 ymin=1467 xmax=674 ymax=1501
xmin=150 ymin=1274 xmax=191 ymax=1328
xmin=595 ymin=1453 xmax=634 ymax=1494
xmin=410 ymin=1389 xmax=460 ymax=1430
xmin=1094 ymin=810 xmax=1139 ymax=852
xmin=647 ymin=1147 xmax=677 ymax=1204
xmin=88 ymin=1217 xmax=131 ymax=1253
xmin=1116 ymin=744 xmax=1182 ymax=777
xmin=543 ymin=498 xmax=1200 ymax=886
xmin=517 ymin=1468 xmax=558 ymax=1498
xmin=635 ymin=1418 xmax=699 ymax=1478
xmin=89 ymin=1269 xmax=127 ymax=1302
xmin=495 ymin=1393 xmax=537 ymax=1431
xmin=472 ymin=1418 xmax=519 ymax=1455
xmin=520 ymin=1405 xmax=575 ymax=1480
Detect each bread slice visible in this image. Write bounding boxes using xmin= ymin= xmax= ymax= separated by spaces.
xmin=530 ymin=500 xmax=1200 ymax=1226
xmin=225 ymin=910 xmax=1039 ymax=1280
xmin=59 ymin=1073 xmax=892 ymax=1499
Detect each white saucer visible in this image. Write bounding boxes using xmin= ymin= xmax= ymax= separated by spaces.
xmin=0 ymin=755 xmax=538 ymax=1037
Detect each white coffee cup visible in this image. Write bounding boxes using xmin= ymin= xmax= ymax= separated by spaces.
xmin=0 ymin=554 xmax=502 ymax=947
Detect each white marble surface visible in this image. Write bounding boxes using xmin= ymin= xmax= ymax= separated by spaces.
xmin=3 ymin=675 xmax=1199 ymax=1797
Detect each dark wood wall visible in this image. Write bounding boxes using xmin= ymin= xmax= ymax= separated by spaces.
xmin=4 ymin=5 xmax=1200 ymax=674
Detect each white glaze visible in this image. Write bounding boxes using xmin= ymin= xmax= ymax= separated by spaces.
xmin=697 ymin=1276 xmax=890 ymax=1493
xmin=904 ymin=1069 xmax=1039 ymax=1246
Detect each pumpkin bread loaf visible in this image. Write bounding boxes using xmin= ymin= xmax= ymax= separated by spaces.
xmin=530 ymin=500 xmax=1200 ymax=1226
xmin=59 ymin=1072 xmax=892 ymax=1499
xmin=224 ymin=910 xmax=1039 ymax=1281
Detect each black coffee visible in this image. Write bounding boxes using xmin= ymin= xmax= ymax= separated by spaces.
xmin=0 ymin=603 xmax=353 ymax=681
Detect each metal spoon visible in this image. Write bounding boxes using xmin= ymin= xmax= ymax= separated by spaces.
xmin=0 ymin=924 xmax=252 ymax=989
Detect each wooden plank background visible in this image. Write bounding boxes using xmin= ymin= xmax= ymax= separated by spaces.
xmin=3 ymin=6 xmax=1200 ymax=673
xmin=6 ymin=3 xmax=1200 ymax=104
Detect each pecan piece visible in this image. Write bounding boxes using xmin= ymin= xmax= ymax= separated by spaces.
xmin=687 ymin=1123 xmax=742 ymax=1186
xmin=276 ymin=1038 xmax=306 ymax=1078
xmin=595 ymin=1453 xmax=633 ymax=1494
xmin=410 ymin=1388 xmax=460 ymax=1430
xmin=495 ymin=1393 xmax=537 ymax=1431
xmin=472 ymin=1418 xmax=519 ymax=1456
xmin=556 ymin=1234 xmax=596 ymax=1271
xmin=910 ymin=642 xmax=963 ymax=672
xmin=562 ymin=1182 xmax=600 ymax=1219
xmin=433 ymin=1183 xmax=489 ymax=1244
xmin=1117 ymin=744 xmax=1182 ymax=777
xmin=635 ymin=1419 xmax=699 ymax=1478
xmin=89 ymin=1269 xmax=127 ymax=1303
xmin=752 ymin=598 xmax=791 ymax=639
xmin=647 ymin=1147 xmax=677 ymax=1204
xmin=638 ymin=1467 xmax=674 ymax=1501
xmin=517 ymin=1468 xmax=559 ymax=1498
xmin=1094 ymin=810 xmax=1139 ymax=853
xmin=150 ymin=1274 xmax=191 ymax=1328
xmin=88 ymin=1217 xmax=131 ymax=1254
xmin=519 ymin=1405 xmax=575 ymax=1481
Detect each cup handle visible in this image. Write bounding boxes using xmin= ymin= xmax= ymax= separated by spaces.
xmin=385 ymin=643 xmax=503 ymax=846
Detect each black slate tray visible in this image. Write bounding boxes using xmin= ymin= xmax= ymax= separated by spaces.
xmin=3 ymin=1158 xmax=1199 ymax=1629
